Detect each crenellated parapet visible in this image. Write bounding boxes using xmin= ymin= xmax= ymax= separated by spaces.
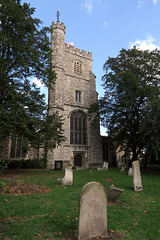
xmin=65 ymin=43 xmax=92 ymax=60
xmin=52 ymin=21 xmax=66 ymax=33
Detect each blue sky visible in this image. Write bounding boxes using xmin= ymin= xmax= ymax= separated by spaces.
xmin=22 ymin=0 xmax=160 ymax=135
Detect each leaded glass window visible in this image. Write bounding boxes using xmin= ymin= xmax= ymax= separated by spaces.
xmin=70 ymin=111 xmax=87 ymax=145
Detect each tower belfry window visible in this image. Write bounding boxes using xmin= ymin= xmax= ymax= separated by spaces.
xmin=75 ymin=90 xmax=81 ymax=102
xmin=74 ymin=61 xmax=82 ymax=74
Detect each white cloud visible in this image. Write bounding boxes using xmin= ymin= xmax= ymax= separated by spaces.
xmin=138 ymin=0 xmax=143 ymax=8
xmin=82 ymin=0 xmax=101 ymax=14
xmin=103 ymin=21 xmax=110 ymax=28
xmin=82 ymin=0 xmax=94 ymax=14
xmin=32 ymin=77 xmax=45 ymax=88
xmin=129 ymin=35 xmax=160 ymax=51
xmin=103 ymin=21 xmax=117 ymax=28
xmin=153 ymin=0 xmax=158 ymax=5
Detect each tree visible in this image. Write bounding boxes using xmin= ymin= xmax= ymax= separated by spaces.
xmin=0 ymin=0 xmax=64 ymax=156
xmin=33 ymin=113 xmax=66 ymax=159
xmin=99 ymin=47 xmax=160 ymax=162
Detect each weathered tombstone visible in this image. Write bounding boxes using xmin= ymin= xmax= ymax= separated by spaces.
xmin=117 ymin=161 xmax=122 ymax=169
xmin=61 ymin=167 xmax=73 ymax=186
xmin=120 ymin=165 xmax=125 ymax=172
xmin=97 ymin=162 xmax=108 ymax=171
xmin=128 ymin=167 xmax=133 ymax=176
xmin=78 ymin=182 xmax=107 ymax=240
xmin=103 ymin=162 xmax=108 ymax=170
xmin=107 ymin=184 xmax=124 ymax=202
xmin=132 ymin=161 xmax=143 ymax=191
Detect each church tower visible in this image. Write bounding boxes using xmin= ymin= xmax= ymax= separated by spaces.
xmin=48 ymin=14 xmax=103 ymax=169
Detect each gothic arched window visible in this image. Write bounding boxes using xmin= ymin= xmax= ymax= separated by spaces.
xmin=70 ymin=110 xmax=87 ymax=145
xmin=73 ymin=61 xmax=82 ymax=74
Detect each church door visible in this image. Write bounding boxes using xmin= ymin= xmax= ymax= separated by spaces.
xmin=74 ymin=154 xmax=82 ymax=167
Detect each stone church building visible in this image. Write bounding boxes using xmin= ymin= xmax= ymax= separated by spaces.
xmin=48 ymin=19 xmax=102 ymax=169
xmin=2 ymin=18 xmax=116 ymax=169
xmin=47 ymin=19 xmax=116 ymax=169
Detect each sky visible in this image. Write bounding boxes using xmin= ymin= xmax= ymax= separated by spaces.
xmin=21 ymin=0 xmax=160 ymax=135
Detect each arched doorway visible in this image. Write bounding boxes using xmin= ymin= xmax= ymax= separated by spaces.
xmin=74 ymin=154 xmax=82 ymax=167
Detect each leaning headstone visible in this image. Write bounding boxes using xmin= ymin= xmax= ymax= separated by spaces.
xmin=61 ymin=167 xmax=73 ymax=186
xmin=97 ymin=162 xmax=108 ymax=171
xmin=78 ymin=182 xmax=107 ymax=240
xmin=128 ymin=167 xmax=133 ymax=176
xmin=132 ymin=161 xmax=143 ymax=191
xmin=107 ymin=184 xmax=124 ymax=202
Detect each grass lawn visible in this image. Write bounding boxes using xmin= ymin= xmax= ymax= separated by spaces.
xmin=0 ymin=167 xmax=160 ymax=240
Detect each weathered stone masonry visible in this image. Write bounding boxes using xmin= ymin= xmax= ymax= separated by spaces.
xmin=47 ymin=20 xmax=103 ymax=169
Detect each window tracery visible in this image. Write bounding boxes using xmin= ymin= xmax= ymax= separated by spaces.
xmin=70 ymin=110 xmax=86 ymax=145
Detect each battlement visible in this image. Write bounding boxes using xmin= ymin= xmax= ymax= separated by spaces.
xmin=65 ymin=43 xmax=92 ymax=59
xmin=52 ymin=21 xmax=66 ymax=32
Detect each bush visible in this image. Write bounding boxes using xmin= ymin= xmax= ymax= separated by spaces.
xmin=0 ymin=180 xmax=6 ymax=189
xmin=7 ymin=158 xmax=47 ymax=169
xmin=0 ymin=160 xmax=8 ymax=173
xmin=7 ymin=159 xmax=23 ymax=169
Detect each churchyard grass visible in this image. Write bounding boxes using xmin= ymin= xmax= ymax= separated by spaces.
xmin=0 ymin=168 xmax=160 ymax=239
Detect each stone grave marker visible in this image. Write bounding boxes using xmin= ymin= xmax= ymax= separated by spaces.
xmin=128 ymin=167 xmax=133 ymax=176
xmin=120 ymin=165 xmax=125 ymax=172
xmin=97 ymin=162 xmax=109 ymax=171
xmin=78 ymin=182 xmax=107 ymax=240
xmin=107 ymin=184 xmax=124 ymax=202
xmin=117 ymin=161 xmax=122 ymax=169
xmin=132 ymin=161 xmax=143 ymax=191
xmin=61 ymin=167 xmax=73 ymax=186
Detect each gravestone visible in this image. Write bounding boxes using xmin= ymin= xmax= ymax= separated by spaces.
xmin=103 ymin=162 xmax=108 ymax=170
xmin=128 ymin=167 xmax=133 ymax=176
xmin=97 ymin=162 xmax=108 ymax=171
xmin=107 ymin=184 xmax=124 ymax=202
xmin=61 ymin=167 xmax=73 ymax=186
xmin=132 ymin=161 xmax=143 ymax=191
xmin=117 ymin=161 xmax=122 ymax=169
xmin=78 ymin=182 xmax=107 ymax=240
xmin=120 ymin=165 xmax=125 ymax=172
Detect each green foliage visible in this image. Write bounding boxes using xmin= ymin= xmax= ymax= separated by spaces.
xmin=98 ymin=47 xmax=160 ymax=161
xmin=0 ymin=0 xmax=65 ymax=155
xmin=26 ymin=112 xmax=66 ymax=159
xmin=7 ymin=158 xmax=47 ymax=169
xmin=0 ymin=180 xmax=6 ymax=189
xmin=0 ymin=160 xmax=8 ymax=173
